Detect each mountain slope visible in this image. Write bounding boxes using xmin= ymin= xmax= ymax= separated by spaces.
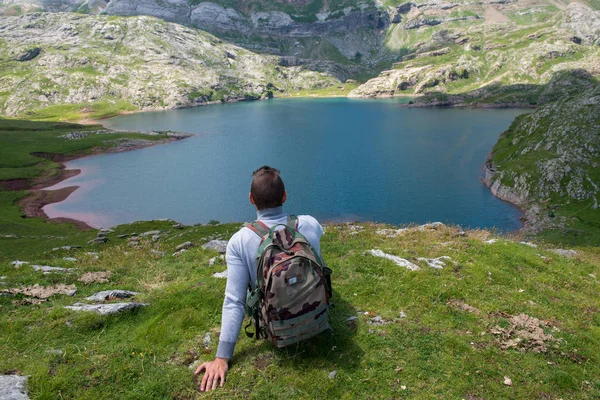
xmin=0 ymin=12 xmax=341 ymax=119
xmin=349 ymin=2 xmax=600 ymax=105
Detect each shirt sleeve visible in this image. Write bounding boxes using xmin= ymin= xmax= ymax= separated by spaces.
xmin=216 ymin=234 xmax=249 ymax=359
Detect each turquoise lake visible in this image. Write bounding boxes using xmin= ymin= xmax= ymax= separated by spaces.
xmin=45 ymin=98 xmax=526 ymax=230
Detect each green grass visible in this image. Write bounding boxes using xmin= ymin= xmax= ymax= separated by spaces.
xmin=1 ymin=222 xmax=599 ymax=398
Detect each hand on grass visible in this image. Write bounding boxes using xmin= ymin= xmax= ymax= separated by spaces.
xmin=195 ymin=357 xmax=229 ymax=391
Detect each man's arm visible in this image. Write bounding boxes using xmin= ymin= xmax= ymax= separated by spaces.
xmin=194 ymin=235 xmax=249 ymax=391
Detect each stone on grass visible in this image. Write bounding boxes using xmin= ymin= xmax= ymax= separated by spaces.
xmin=11 ymin=261 xmax=29 ymax=267
xmin=65 ymin=302 xmax=147 ymax=315
xmin=78 ymin=271 xmax=112 ymax=284
xmin=31 ymin=265 xmax=75 ymax=274
xmin=417 ymin=256 xmax=453 ymax=269
xmin=176 ymin=241 xmax=194 ymax=251
xmin=150 ymin=250 xmax=165 ymax=256
xmin=0 ymin=375 xmax=29 ymax=400
xmin=520 ymin=241 xmax=538 ymax=248
xmin=328 ymin=370 xmax=338 ymax=379
xmin=213 ymin=270 xmax=228 ymax=279
xmin=172 ymin=223 xmax=185 ymax=229
xmin=209 ymin=255 xmax=225 ymax=266
xmin=504 ymin=376 xmax=513 ymax=386
xmin=203 ymin=332 xmax=212 ymax=348
xmin=550 ymin=249 xmax=578 ymax=258
xmin=85 ymin=290 xmax=139 ymax=302
xmin=202 ymin=240 xmax=228 ymax=253
xmin=4 ymin=284 xmax=77 ymax=299
xmin=63 ymin=257 xmax=77 ymax=262
xmin=140 ymin=230 xmax=161 ymax=237
xmin=366 ymin=249 xmax=420 ymax=271
xmin=88 ymin=237 xmax=108 ymax=244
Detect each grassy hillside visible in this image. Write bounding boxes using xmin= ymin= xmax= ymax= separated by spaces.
xmin=485 ymin=86 xmax=600 ymax=245
xmin=1 ymin=217 xmax=600 ymax=398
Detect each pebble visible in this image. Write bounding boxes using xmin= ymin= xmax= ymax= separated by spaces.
xmin=328 ymin=370 xmax=338 ymax=379
xmin=503 ymin=376 xmax=513 ymax=386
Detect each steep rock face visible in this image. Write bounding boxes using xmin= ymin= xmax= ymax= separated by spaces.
xmin=0 ymin=13 xmax=341 ymax=117
xmin=484 ymin=86 xmax=600 ymax=231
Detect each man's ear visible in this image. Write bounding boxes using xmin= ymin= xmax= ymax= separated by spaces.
xmin=282 ymin=191 xmax=287 ymax=204
xmin=249 ymin=193 xmax=255 ymax=205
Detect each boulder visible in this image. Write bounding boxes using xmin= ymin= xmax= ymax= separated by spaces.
xmin=140 ymin=230 xmax=161 ymax=237
xmin=397 ymin=2 xmax=415 ymax=14
xmin=0 ymin=375 xmax=29 ymax=400
xmin=202 ymin=240 xmax=228 ymax=253
xmin=14 ymin=47 xmax=41 ymax=62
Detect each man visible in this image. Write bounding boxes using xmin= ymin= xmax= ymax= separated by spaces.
xmin=195 ymin=166 xmax=325 ymax=391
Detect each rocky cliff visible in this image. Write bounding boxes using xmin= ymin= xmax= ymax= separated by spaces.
xmin=0 ymin=12 xmax=342 ymax=118
xmin=484 ymin=85 xmax=600 ymax=234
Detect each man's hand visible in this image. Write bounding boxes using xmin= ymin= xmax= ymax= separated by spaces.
xmin=194 ymin=357 xmax=229 ymax=391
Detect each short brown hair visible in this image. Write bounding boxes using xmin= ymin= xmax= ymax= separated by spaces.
xmin=251 ymin=166 xmax=285 ymax=210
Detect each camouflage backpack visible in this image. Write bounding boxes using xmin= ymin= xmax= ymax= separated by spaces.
xmin=244 ymin=215 xmax=332 ymax=348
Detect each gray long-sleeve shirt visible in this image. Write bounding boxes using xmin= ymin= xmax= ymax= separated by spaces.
xmin=216 ymin=206 xmax=324 ymax=359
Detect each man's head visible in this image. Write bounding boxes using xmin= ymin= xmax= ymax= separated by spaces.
xmin=249 ymin=166 xmax=287 ymax=210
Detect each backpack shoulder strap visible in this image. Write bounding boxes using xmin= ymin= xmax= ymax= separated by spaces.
xmin=286 ymin=215 xmax=299 ymax=230
xmin=245 ymin=220 xmax=270 ymax=238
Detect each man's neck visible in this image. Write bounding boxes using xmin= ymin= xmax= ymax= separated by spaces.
xmin=256 ymin=206 xmax=285 ymax=221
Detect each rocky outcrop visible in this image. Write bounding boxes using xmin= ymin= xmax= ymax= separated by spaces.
xmin=0 ymin=13 xmax=341 ymax=117
xmin=562 ymin=2 xmax=600 ymax=46
xmin=484 ymin=85 xmax=600 ymax=232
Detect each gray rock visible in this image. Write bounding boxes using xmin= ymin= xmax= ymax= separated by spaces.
xmin=0 ymin=375 xmax=29 ymax=400
xmin=176 ymin=241 xmax=194 ymax=251
xmin=14 ymin=47 xmax=41 ymax=62
xmin=10 ymin=261 xmax=29 ymax=267
xmin=150 ymin=250 xmax=165 ymax=256
xmin=151 ymin=234 xmax=161 ymax=242
xmin=213 ymin=270 xmax=228 ymax=279
xmin=550 ymin=249 xmax=578 ymax=258
xmin=31 ymin=265 xmax=75 ymax=274
xmin=562 ymin=2 xmax=600 ymax=46
xmin=63 ymin=257 xmax=77 ymax=262
xmin=172 ymin=222 xmax=184 ymax=229
xmin=397 ymin=2 xmax=415 ymax=14
xmin=203 ymin=332 xmax=211 ymax=348
xmin=65 ymin=302 xmax=147 ymax=315
xmin=140 ymin=230 xmax=161 ymax=237
xmin=328 ymin=370 xmax=338 ymax=379
xmin=88 ymin=237 xmax=109 ymax=244
xmin=85 ymin=290 xmax=139 ymax=302
xmin=202 ymin=240 xmax=228 ymax=253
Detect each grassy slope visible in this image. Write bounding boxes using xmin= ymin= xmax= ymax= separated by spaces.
xmin=1 ymin=222 xmax=600 ymax=399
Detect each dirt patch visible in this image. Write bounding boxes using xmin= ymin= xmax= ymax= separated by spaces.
xmin=485 ymin=6 xmax=510 ymax=23
xmin=253 ymin=354 xmax=273 ymax=371
xmin=491 ymin=313 xmax=556 ymax=353
xmin=3 ymin=284 xmax=77 ymax=299
xmin=17 ymin=186 xmax=93 ymax=230
xmin=448 ymin=299 xmax=481 ymax=315
xmin=78 ymin=271 xmax=112 ymax=285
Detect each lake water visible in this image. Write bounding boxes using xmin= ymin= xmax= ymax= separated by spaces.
xmin=45 ymin=98 xmax=526 ymax=230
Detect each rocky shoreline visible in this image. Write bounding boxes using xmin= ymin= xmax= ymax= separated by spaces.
xmin=3 ymin=130 xmax=194 ymax=231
